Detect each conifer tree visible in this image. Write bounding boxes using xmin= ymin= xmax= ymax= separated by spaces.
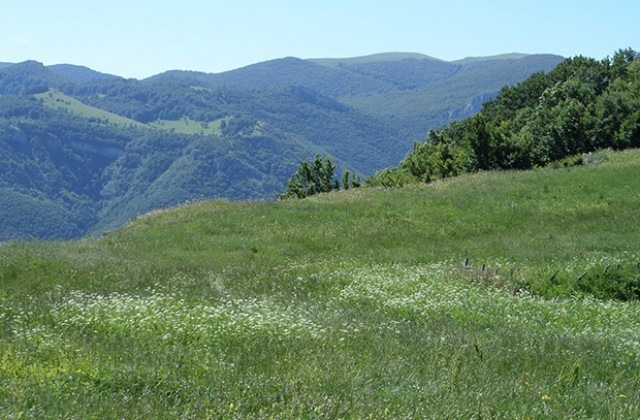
xmin=278 ymin=155 xmax=339 ymax=199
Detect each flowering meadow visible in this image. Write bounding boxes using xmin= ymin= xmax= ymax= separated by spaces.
xmin=1 ymin=149 xmax=639 ymax=418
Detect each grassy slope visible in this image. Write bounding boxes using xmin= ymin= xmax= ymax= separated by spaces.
xmin=148 ymin=117 xmax=223 ymax=136
xmin=1 ymin=149 xmax=640 ymax=418
xmin=36 ymin=89 xmax=228 ymax=137
xmin=35 ymin=89 xmax=147 ymax=129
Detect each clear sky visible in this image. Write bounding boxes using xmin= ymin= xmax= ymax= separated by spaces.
xmin=2 ymin=0 xmax=638 ymax=79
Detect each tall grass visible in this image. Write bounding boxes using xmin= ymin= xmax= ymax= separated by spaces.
xmin=1 ymin=149 xmax=639 ymax=417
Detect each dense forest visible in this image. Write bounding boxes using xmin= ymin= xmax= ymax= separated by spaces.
xmin=368 ymin=49 xmax=640 ymax=186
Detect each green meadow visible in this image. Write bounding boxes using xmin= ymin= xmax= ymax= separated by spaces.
xmin=149 ymin=118 xmax=226 ymax=136
xmin=1 ymin=149 xmax=639 ymax=418
xmin=35 ymin=89 xmax=147 ymax=129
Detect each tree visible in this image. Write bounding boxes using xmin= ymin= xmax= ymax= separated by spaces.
xmin=278 ymin=155 xmax=339 ymax=199
xmin=465 ymin=116 xmax=494 ymax=170
xmin=341 ymin=169 xmax=361 ymax=190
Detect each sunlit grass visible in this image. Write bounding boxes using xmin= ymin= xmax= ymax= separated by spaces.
xmin=148 ymin=118 xmax=222 ymax=136
xmin=35 ymin=89 xmax=146 ymax=128
xmin=1 ymin=149 xmax=640 ymax=417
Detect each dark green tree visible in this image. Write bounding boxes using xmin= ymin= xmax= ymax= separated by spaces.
xmin=278 ymin=155 xmax=339 ymax=199
xmin=465 ymin=116 xmax=494 ymax=170
xmin=341 ymin=169 xmax=362 ymax=190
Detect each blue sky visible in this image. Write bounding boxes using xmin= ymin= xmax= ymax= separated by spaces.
xmin=2 ymin=0 xmax=638 ymax=79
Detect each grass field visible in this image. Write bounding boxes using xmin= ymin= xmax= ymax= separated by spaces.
xmin=1 ymin=149 xmax=639 ymax=418
xmin=149 ymin=118 xmax=225 ymax=136
xmin=36 ymin=90 xmax=228 ymax=137
xmin=35 ymin=89 xmax=147 ymax=129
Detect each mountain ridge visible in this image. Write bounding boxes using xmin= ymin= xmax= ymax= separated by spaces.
xmin=47 ymin=64 xmax=120 ymax=83
xmin=1 ymin=52 xmax=562 ymax=81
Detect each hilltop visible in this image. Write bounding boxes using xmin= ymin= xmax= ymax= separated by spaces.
xmin=1 ymin=149 xmax=639 ymax=417
xmin=0 ymin=52 xmax=562 ymax=239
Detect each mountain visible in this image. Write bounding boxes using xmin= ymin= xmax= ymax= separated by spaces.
xmin=311 ymin=51 xmax=443 ymax=64
xmin=147 ymin=56 xmax=399 ymax=98
xmin=0 ymin=60 xmax=73 ymax=94
xmin=47 ymin=64 xmax=120 ymax=83
xmin=453 ymin=52 xmax=530 ymax=64
xmin=339 ymin=53 xmax=565 ymax=139
xmin=0 ymin=52 xmax=565 ymax=239
xmin=133 ymin=52 xmax=563 ymax=146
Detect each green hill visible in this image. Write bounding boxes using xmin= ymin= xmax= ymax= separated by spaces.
xmin=1 ymin=149 xmax=639 ymax=417
xmin=367 ymin=48 xmax=640 ymax=187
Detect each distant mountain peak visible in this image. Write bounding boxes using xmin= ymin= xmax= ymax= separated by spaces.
xmin=0 ymin=60 xmax=57 ymax=80
xmin=11 ymin=60 xmax=47 ymax=69
xmin=453 ymin=53 xmax=564 ymax=64
xmin=47 ymin=64 xmax=120 ymax=83
xmin=310 ymin=52 xmax=444 ymax=67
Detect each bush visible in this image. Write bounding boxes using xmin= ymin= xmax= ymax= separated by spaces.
xmin=576 ymin=264 xmax=640 ymax=301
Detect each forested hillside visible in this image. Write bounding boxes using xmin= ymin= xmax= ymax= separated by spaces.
xmin=0 ymin=53 xmax=562 ymax=239
xmin=369 ymin=48 xmax=640 ymax=185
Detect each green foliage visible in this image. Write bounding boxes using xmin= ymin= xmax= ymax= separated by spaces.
xmin=278 ymin=155 xmax=363 ymax=199
xmin=402 ymin=129 xmax=471 ymax=181
xmin=575 ymin=264 xmax=640 ymax=301
xmin=375 ymin=48 xmax=640 ymax=186
xmin=0 ymin=188 xmax=93 ymax=239
xmin=364 ymin=167 xmax=415 ymax=187
xmin=340 ymin=169 xmax=360 ymax=190
xmin=278 ymin=155 xmax=339 ymax=199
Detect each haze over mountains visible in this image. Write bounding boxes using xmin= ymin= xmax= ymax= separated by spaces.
xmin=0 ymin=52 xmax=563 ymax=239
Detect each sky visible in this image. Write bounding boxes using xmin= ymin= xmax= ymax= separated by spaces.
xmin=2 ymin=0 xmax=639 ymax=79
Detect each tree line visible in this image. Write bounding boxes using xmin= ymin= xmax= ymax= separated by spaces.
xmin=364 ymin=48 xmax=640 ymax=187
